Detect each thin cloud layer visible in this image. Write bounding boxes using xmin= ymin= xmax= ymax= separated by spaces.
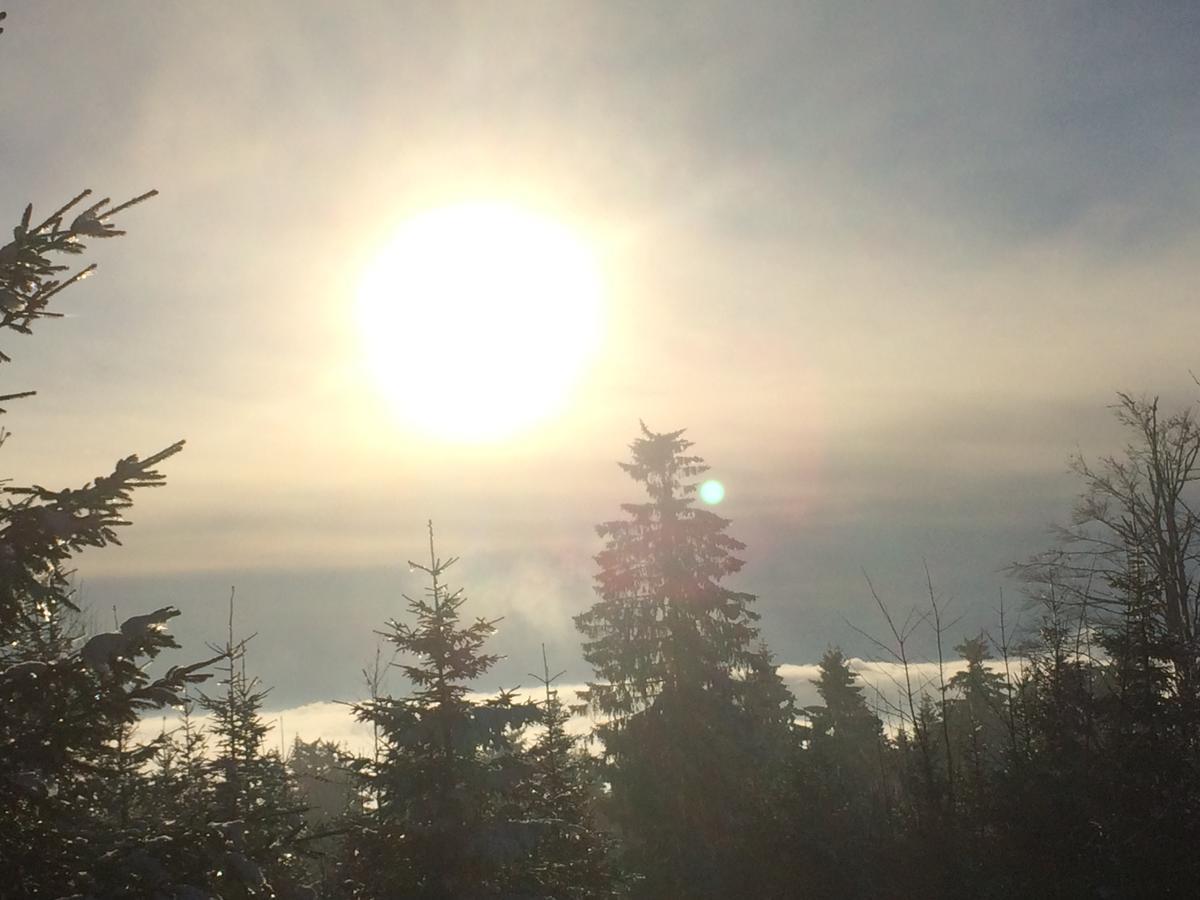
xmin=2 ymin=2 xmax=1197 ymax=709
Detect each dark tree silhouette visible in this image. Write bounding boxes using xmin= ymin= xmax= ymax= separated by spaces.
xmin=513 ymin=647 xmax=623 ymax=898
xmin=196 ymin=596 xmax=310 ymax=897
xmin=0 ymin=189 xmax=216 ymax=897
xmin=575 ymin=424 xmax=793 ymax=898
xmin=347 ymin=522 xmax=539 ymax=898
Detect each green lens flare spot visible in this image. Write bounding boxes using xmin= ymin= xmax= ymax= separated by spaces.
xmin=699 ymin=479 xmax=725 ymax=505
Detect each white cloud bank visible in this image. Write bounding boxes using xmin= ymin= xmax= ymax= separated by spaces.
xmin=137 ymin=658 xmax=1026 ymax=753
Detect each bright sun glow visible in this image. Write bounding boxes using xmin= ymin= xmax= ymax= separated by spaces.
xmin=357 ymin=202 xmax=604 ymax=442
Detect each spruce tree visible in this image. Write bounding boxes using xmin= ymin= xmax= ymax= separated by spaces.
xmin=0 ymin=187 xmax=222 ymax=897
xmin=197 ymin=596 xmax=310 ymax=898
xmin=795 ymin=648 xmax=891 ymax=896
xmin=513 ymin=647 xmax=622 ymax=898
xmin=574 ymin=424 xmax=793 ymax=898
xmin=348 ymin=522 xmax=539 ymax=898
xmin=806 ymin=647 xmax=885 ymax=758
xmin=945 ymin=633 xmax=1008 ymax=804
xmin=144 ymin=700 xmax=211 ymax=837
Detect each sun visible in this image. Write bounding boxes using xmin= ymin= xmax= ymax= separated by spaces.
xmin=356 ymin=202 xmax=604 ymax=442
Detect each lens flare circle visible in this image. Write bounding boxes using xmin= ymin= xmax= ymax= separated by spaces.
xmin=356 ymin=202 xmax=603 ymax=441
xmin=699 ymin=479 xmax=726 ymax=505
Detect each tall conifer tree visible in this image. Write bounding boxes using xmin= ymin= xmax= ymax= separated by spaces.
xmin=805 ymin=647 xmax=885 ymax=771
xmin=575 ymin=424 xmax=792 ymax=898
xmin=945 ymin=633 xmax=1008 ymax=804
xmin=348 ymin=523 xmax=539 ymax=899
xmin=790 ymin=648 xmax=892 ymax=895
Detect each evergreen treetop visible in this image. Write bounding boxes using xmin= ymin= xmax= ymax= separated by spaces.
xmin=576 ymin=423 xmax=766 ymax=730
xmin=348 ymin=522 xmax=539 ymax=898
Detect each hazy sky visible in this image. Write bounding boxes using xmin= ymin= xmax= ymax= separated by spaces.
xmin=3 ymin=2 xmax=1199 ymax=715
